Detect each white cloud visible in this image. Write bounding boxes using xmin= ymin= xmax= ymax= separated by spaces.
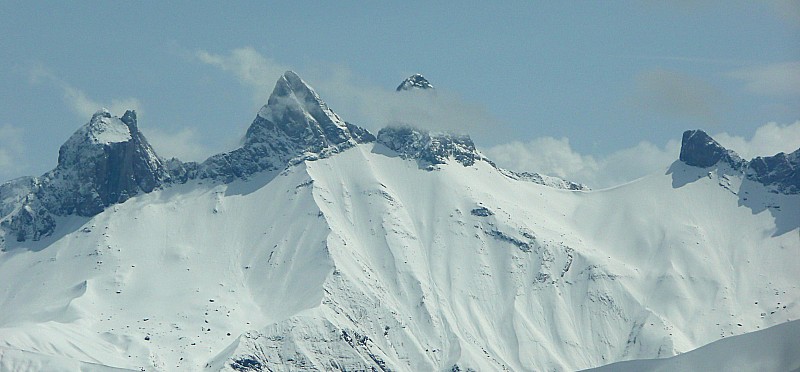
xmin=630 ymin=68 xmax=723 ymax=124
xmin=713 ymin=121 xmax=800 ymax=159
xmin=483 ymin=121 xmax=800 ymax=189
xmin=62 ymin=86 xmax=143 ymax=118
xmin=143 ymin=126 xmax=210 ymax=162
xmin=29 ymin=65 xmax=142 ymax=118
xmin=728 ymin=62 xmax=800 ymax=96
xmin=312 ymin=67 xmax=505 ymax=141
xmin=195 ymin=47 xmax=289 ymax=105
xmin=195 ymin=47 xmax=507 ymax=143
xmin=0 ymin=124 xmax=26 ymax=181
xmin=482 ymin=137 xmax=679 ymax=189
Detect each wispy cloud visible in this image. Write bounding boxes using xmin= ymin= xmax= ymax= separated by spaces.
xmin=0 ymin=124 xmax=26 ymax=181
xmin=483 ymin=121 xmax=800 ymax=189
xmin=196 ymin=47 xmax=507 ymax=143
xmin=483 ymin=137 xmax=680 ymax=189
xmin=29 ymin=65 xmax=143 ymax=118
xmin=144 ymin=126 xmax=210 ymax=162
xmin=629 ymin=68 xmax=724 ymax=125
xmin=195 ymin=47 xmax=289 ymax=105
xmin=27 ymin=64 xmax=214 ymax=163
xmin=728 ymin=62 xmax=800 ymax=96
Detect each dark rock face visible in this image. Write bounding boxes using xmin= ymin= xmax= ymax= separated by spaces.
xmin=679 ymin=130 xmax=744 ymax=169
xmin=1 ymin=71 xmax=376 ymax=244
xmin=0 ymin=109 xmax=171 ymax=243
xmin=679 ymin=129 xmax=799 ymax=194
xmin=471 ymin=207 xmax=494 ymax=217
xmin=747 ymin=149 xmax=800 ymax=194
xmin=199 ymin=71 xmax=374 ymax=181
xmin=376 ymin=126 xmax=478 ymax=167
xmin=396 ymin=74 xmax=434 ymax=91
xmin=51 ymin=109 xmax=170 ymax=216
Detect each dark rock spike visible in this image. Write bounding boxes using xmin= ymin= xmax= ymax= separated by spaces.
xmin=397 ymin=74 xmax=434 ymax=91
xmin=679 ymin=130 xmax=744 ymax=169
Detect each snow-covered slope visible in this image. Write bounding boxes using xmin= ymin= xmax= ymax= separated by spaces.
xmin=583 ymin=319 xmax=800 ymax=372
xmin=0 ymin=72 xmax=797 ymax=371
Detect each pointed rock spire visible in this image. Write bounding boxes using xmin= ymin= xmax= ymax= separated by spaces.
xmin=200 ymin=71 xmax=374 ymax=181
xmin=53 ymin=110 xmax=169 ymax=216
xmin=679 ymin=130 xmax=743 ymax=169
xmin=396 ymin=74 xmax=434 ymax=91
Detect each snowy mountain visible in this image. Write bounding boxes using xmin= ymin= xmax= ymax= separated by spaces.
xmin=0 ymin=72 xmax=797 ymax=371
xmin=396 ymin=74 xmax=434 ymax=91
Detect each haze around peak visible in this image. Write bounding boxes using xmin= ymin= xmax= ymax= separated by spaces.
xmin=1 ymin=3 xmax=798 ymax=188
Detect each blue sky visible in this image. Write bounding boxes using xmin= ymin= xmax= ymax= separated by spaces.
xmin=1 ymin=1 xmax=799 ymax=187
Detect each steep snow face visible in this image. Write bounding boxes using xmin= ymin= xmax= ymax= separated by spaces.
xmin=0 ymin=141 xmax=796 ymax=371
xmin=396 ymin=73 xmax=434 ymax=91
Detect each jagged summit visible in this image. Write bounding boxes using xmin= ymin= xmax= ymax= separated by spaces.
xmin=377 ymin=126 xmax=478 ymax=167
xmin=247 ymin=70 xmax=365 ymax=148
xmin=53 ymin=108 xmax=170 ymax=217
xmin=679 ymin=129 xmax=799 ymax=194
xmin=199 ymin=71 xmax=374 ymax=180
xmin=396 ymin=73 xmax=434 ymax=91
xmin=679 ymin=130 xmax=744 ymax=169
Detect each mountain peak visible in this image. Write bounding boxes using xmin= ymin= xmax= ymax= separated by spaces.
xmin=396 ymin=73 xmax=434 ymax=91
xmin=679 ymin=130 xmax=743 ymax=169
xmin=200 ymin=72 xmax=374 ymax=181
xmin=53 ymin=110 xmax=169 ymax=216
xmin=377 ymin=126 xmax=478 ymax=167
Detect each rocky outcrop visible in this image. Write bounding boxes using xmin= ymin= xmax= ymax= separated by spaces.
xmin=0 ymin=109 xmax=172 ymax=243
xmin=396 ymin=73 xmax=434 ymax=91
xmin=377 ymin=126 xmax=479 ymax=167
xmin=679 ymin=129 xmax=800 ymax=194
xmin=747 ymin=149 xmax=799 ymax=194
xmin=48 ymin=109 xmax=171 ymax=216
xmin=679 ymin=130 xmax=744 ymax=169
xmin=198 ymin=71 xmax=374 ymax=182
xmin=1 ymin=71 xmax=377 ymax=244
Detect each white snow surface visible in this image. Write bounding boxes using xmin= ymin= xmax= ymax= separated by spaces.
xmin=0 ymin=143 xmax=798 ymax=371
xmin=583 ymin=319 xmax=800 ymax=372
xmin=75 ymin=110 xmax=133 ymax=145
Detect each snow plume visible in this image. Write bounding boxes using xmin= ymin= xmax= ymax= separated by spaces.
xmin=28 ymin=65 xmax=142 ymax=119
xmin=484 ymin=121 xmax=800 ymax=189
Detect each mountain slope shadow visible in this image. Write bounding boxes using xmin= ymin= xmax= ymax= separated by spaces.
xmin=737 ymin=178 xmax=800 ymax=237
xmin=666 ymin=160 xmax=709 ymax=188
xmin=2 ymin=214 xmax=92 ymax=253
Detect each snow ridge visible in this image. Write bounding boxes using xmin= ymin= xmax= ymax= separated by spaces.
xmin=0 ymin=73 xmax=797 ymax=371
